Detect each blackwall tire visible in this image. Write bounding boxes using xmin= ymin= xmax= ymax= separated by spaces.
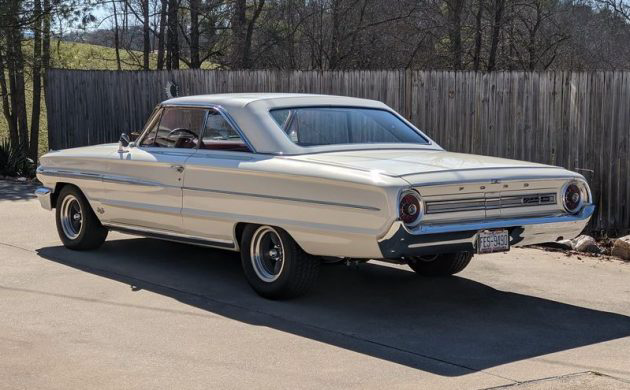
xmin=55 ymin=185 xmax=108 ymax=250
xmin=240 ymin=224 xmax=320 ymax=299
xmin=407 ymin=252 xmax=473 ymax=276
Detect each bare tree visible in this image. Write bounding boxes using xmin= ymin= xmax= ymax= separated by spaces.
xmin=42 ymin=0 xmax=51 ymax=92
xmin=166 ymin=0 xmax=179 ymax=69
xmin=472 ymin=0 xmax=484 ymax=70
xmin=189 ymin=0 xmax=200 ymax=68
xmin=156 ymin=0 xmax=167 ymax=69
xmin=594 ymin=0 xmax=630 ymax=21
xmin=230 ymin=0 xmax=265 ymax=69
xmin=30 ymin=0 xmax=43 ymax=161
xmin=445 ymin=0 xmax=465 ymax=70
xmin=112 ymin=0 xmax=123 ymax=70
xmin=142 ymin=0 xmax=150 ymax=69
xmin=487 ymin=0 xmax=506 ymax=71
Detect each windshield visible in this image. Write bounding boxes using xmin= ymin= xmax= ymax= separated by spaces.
xmin=269 ymin=107 xmax=429 ymax=147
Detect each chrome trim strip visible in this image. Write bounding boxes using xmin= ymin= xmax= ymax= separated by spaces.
xmin=38 ymin=167 xmax=175 ymax=189
xmin=401 ymin=166 xmax=568 ymax=179
xmin=410 ymin=176 xmax=574 ymax=187
xmin=104 ymin=222 xmax=236 ymax=250
xmin=98 ymin=199 xmax=182 ymax=216
xmin=408 ymin=237 xmax=473 ymax=248
xmin=142 ymin=150 xmax=197 ymax=157
xmin=37 ymin=168 xmax=103 ymax=181
xmin=191 ymin=151 xmax=255 ymax=161
xmin=183 ymin=186 xmax=380 ymax=211
xmin=35 ymin=187 xmax=53 ymax=210
xmin=425 ymin=193 xmax=557 ymax=214
xmin=101 ymin=174 xmax=167 ymax=187
xmin=409 ymin=204 xmax=595 ymax=236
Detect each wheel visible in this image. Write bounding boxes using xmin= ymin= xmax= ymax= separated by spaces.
xmin=55 ymin=185 xmax=108 ymax=250
xmin=407 ymin=252 xmax=473 ymax=276
xmin=240 ymin=225 xmax=320 ymax=299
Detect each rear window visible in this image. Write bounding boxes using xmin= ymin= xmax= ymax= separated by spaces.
xmin=269 ymin=107 xmax=428 ymax=147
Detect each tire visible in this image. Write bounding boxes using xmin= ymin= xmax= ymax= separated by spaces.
xmin=55 ymin=185 xmax=108 ymax=250
xmin=240 ymin=224 xmax=320 ymax=299
xmin=407 ymin=252 xmax=473 ymax=276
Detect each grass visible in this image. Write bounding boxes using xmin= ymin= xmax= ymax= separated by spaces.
xmin=52 ymin=40 xmax=161 ymax=70
xmin=0 ymin=40 xmax=210 ymax=157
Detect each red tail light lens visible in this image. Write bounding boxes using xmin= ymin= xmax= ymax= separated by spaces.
xmin=563 ymin=182 xmax=583 ymax=214
xmin=399 ymin=191 xmax=422 ymax=226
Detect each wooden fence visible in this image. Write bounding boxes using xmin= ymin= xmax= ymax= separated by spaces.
xmin=46 ymin=69 xmax=630 ymax=234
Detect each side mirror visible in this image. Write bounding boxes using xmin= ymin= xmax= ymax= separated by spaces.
xmin=118 ymin=133 xmax=130 ymax=152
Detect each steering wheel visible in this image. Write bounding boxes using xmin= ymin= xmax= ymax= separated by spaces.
xmin=168 ymin=128 xmax=198 ymax=139
xmin=167 ymin=128 xmax=198 ymax=148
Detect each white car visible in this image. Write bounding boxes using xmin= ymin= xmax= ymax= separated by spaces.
xmin=35 ymin=93 xmax=594 ymax=298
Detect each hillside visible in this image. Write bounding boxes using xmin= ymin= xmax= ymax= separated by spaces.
xmin=0 ymin=40 xmax=186 ymax=157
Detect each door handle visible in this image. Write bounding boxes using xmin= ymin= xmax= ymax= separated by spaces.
xmin=170 ymin=164 xmax=185 ymax=173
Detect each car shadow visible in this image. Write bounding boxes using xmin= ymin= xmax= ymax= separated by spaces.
xmin=36 ymin=238 xmax=630 ymax=377
xmin=0 ymin=180 xmax=37 ymax=201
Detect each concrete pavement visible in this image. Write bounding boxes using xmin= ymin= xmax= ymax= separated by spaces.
xmin=1 ymin=180 xmax=629 ymax=389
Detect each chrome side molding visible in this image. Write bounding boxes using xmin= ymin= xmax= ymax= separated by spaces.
xmin=103 ymin=222 xmax=237 ymax=251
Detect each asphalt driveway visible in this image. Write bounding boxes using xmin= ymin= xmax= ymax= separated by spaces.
xmin=1 ymin=180 xmax=629 ymax=389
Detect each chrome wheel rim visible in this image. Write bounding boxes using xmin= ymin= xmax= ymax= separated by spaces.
xmin=60 ymin=195 xmax=83 ymax=240
xmin=250 ymin=226 xmax=285 ymax=283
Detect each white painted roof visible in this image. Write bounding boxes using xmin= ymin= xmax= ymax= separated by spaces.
xmin=160 ymin=93 xmax=439 ymax=155
xmin=162 ymin=93 xmax=388 ymax=110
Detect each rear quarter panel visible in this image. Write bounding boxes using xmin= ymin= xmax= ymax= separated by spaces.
xmin=182 ymin=151 xmax=405 ymax=257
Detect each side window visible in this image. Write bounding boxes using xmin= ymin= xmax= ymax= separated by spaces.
xmin=141 ymin=107 xmax=206 ymax=149
xmin=199 ymin=110 xmax=251 ymax=152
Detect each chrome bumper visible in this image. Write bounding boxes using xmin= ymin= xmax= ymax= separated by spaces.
xmin=378 ymin=205 xmax=595 ymax=258
xmin=35 ymin=187 xmax=53 ymax=210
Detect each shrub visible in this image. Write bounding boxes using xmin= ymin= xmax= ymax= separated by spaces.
xmin=0 ymin=138 xmax=35 ymax=178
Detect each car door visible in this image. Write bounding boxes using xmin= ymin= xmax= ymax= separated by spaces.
xmin=99 ymin=106 xmax=206 ymax=232
xmin=181 ymin=108 xmax=258 ymax=247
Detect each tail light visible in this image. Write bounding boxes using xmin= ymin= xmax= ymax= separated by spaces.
xmin=562 ymin=180 xmax=588 ymax=214
xmin=399 ymin=190 xmax=423 ymax=227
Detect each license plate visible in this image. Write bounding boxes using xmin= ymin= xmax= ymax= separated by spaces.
xmin=477 ymin=230 xmax=510 ymax=254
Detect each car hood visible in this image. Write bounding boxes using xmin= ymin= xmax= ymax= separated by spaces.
xmin=290 ymin=149 xmax=578 ymax=183
xmin=43 ymin=143 xmax=119 ymax=159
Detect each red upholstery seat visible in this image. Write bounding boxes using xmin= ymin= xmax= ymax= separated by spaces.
xmin=199 ymin=140 xmax=250 ymax=152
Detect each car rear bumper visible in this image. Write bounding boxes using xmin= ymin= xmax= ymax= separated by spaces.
xmin=35 ymin=187 xmax=53 ymax=210
xmin=378 ymin=204 xmax=595 ymax=258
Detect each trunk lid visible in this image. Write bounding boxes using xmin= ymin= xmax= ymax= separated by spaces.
xmin=290 ymin=149 xmax=570 ymax=181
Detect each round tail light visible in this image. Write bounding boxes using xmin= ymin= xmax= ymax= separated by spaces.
xmin=562 ymin=182 xmax=584 ymax=214
xmin=399 ymin=190 xmax=422 ymax=226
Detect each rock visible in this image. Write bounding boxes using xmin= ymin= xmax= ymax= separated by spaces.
xmin=555 ymin=239 xmax=574 ymax=250
xmin=17 ymin=177 xmax=27 ymax=182
xmin=572 ymin=235 xmax=600 ymax=253
xmin=611 ymin=236 xmax=630 ymax=260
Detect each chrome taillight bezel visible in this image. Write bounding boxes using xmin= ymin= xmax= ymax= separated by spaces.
xmin=561 ymin=179 xmax=590 ymax=214
xmin=399 ymin=189 xmax=424 ymax=227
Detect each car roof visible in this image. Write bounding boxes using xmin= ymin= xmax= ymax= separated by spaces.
xmin=158 ymin=93 xmax=439 ymax=155
xmin=161 ymin=93 xmax=387 ymax=110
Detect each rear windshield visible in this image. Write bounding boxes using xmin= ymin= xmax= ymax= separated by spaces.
xmin=269 ymin=107 xmax=429 ymax=147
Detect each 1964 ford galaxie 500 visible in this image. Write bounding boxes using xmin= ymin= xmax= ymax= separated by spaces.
xmin=35 ymin=93 xmax=594 ymax=298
